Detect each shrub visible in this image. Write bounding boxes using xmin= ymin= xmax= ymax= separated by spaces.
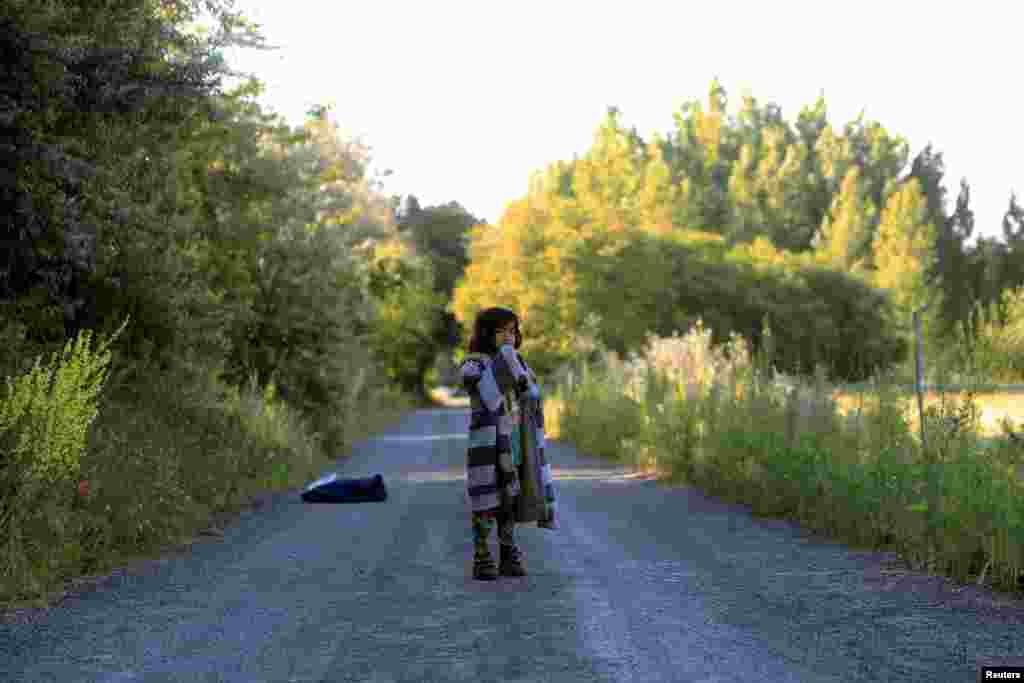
xmin=0 ymin=317 xmax=128 ymax=599
xmin=966 ymin=286 xmax=1024 ymax=382
xmin=0 ymin=316 xmax=128 ymax=487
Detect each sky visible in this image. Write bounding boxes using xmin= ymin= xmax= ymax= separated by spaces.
xmin=206 ymin=0 xmax=1020 ymax=242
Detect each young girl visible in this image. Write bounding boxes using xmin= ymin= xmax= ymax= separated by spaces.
xmin=460 ymin=307 xmax=557 ymax=581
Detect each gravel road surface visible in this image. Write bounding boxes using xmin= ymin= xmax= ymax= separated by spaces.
xmin=3 ymin=407 xmax=1022 ymax=682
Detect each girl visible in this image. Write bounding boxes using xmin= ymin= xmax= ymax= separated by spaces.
xmin=460 ymin=307 xmax=557 ymax=581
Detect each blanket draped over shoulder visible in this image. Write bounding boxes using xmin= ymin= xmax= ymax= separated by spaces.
xmin=461 ymin=345 xmax=557 ymax=528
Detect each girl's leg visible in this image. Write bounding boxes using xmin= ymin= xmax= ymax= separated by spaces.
xmin=472 ymin=510 xmax=496 ymax=559
xmin=496 ymin=511 xmax=516 ymax=547
xmin=497 ymin=510 xmax=526 ymax=576
xmin=471 ymin=510 xmax=499 ymax=580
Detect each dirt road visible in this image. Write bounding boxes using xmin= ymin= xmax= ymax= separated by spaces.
xmin=2 ymin=407 xmax=1022 ymax=682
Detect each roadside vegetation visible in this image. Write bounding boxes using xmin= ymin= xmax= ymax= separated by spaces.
xmin=1 ymin=1 xmax=473 ymax=611
xmin=1 ymin=319 xmax=419 ymax=609
xmin=544 ymin=308 xmax=1024 ymax=596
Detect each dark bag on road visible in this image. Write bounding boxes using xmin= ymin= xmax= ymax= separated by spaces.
xmin=301 ymin=473 xmax=388 ymax=503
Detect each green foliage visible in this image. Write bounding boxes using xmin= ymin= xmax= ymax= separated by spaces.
xmin=872 ymin=178 xmax=940 ymax=345
xmin=1 ymin=0 xmax=250 ymax=344
xmin=368 ymin=243 xmax=448 ymax=394
xmin=814 ymin=166 xmax=876 ymax=273
xmin=962 ymin=286 xmax=1024 ymax=382
xmin=556 ymin=325 xmax=1024 ymax=594
xmin=398 ymin=198 xmax=479 ymax=301
xmin=570 ymin=227 xmax=907 ymax=382
xmin=452 ymin=197 xmax=583 ymax=378
xmin=392 ymin=197 xmax=480 ymax=369
xmin=572 ymin=107 xmax=647 ymax=231
xmin=927 ymin=175 xmax=975 ymax=343
xmin=243 ymin=235 xmax=355 ymax=452
xmin=74 ymin=87 xmax=415 ymax=452
xmin=453 ymin=79 xmax=1024 ymax=392
xmin=553 ymin=357 xmax=645 ymax=464
xmin=793 ymin=266 xmax=909 ymax=379
xmin=454 ymin=82 xmax=941 ymax=384
xmin=0 ymin=316 xmax=128 ymax=484
xmin=0 ymin=317 xmax=128 ymax=599
xmin=0 ymin=2 xmax=434 ymax=607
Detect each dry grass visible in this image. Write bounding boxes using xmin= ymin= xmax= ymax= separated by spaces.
xmin=832 ymin=390 xmax=1024 ymax=438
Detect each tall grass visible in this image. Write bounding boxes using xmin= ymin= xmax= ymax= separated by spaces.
xmin=549 ymin=320 xmax=1024 ymax=595
xmin=0 ymin=326 xmax=418 ymax=609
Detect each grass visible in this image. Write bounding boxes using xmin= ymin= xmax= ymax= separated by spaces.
xmin=0 ymin=351 xmax=427 ymax=613
xmin=831 ymin=388 xmax=1023 ymax=440
xmin=545 ymin=322 xmax=1024 ymax=597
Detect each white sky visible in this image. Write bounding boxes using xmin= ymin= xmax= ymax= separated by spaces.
xmin=210 ymin=0 xmax=1021 ymax=242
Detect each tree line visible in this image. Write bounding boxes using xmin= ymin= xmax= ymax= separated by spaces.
xmin=452 ymin=82 xmax=1024 ymax=382
xmin=5 ymin=0 xmax=1023 ymax=430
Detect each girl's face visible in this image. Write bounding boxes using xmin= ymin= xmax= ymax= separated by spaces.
xmin=495 ymin=321 xmax=516 ymax=349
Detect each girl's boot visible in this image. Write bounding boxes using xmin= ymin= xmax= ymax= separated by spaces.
xmin=473 ymin=547 xmax=498 ymax=581
xmin=499 ymin=543 xmax=527 ymax=577
xmin=472 ymin=513 xmax=499 ymax=581
xmin=496 ymin=512 xmax=526 ymax=576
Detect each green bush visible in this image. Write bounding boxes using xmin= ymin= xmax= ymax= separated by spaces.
xmin=572 ymin=229 xmax=908 ymax=383
xmin=557 ymin=356 xmax=645 ymax=464
xmin=0 ymin=317 xmax=128 ymax=599
xmin=0 ymin=317 xmax=128 ymax=484
xmin=963 ymin=286 xmax=1024 ymax=382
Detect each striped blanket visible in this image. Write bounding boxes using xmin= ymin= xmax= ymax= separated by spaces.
xmin=461 ymin=345 xmax=557 ymax=528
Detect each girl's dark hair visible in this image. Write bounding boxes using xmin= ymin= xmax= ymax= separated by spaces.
xmin=468 ymin=306 xmax=521 ymax=354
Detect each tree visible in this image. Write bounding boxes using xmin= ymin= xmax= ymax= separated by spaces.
xmin=872 ymin=179 xmax=938 ymax=326
xmin=452 ymin=83 xmax=936 ymax=381
xmin=570 ymin=228 xmax=906 ymax=381
xmin=571 ymin=106 xmax=645 ymax=232
xmin=999 ymin=192 xmax=1024 ymax=295
xmin=790 ymin=94 xmax=833 ymax=249
xmin=0 ymin=0 xmax=267 ymax=376
xmin=367 ymin=239 xmax=446 ymax=396
xmin=911 ymin=147 xmax=973 ymax=345
xmin=638 ymin=138 xmax=679 ymax=235
xmin=669 ymin=82 xmax=733 ymax=232
xmin=945 ymin=179 xmax=985 ymax=340
xmin=815 ymin=124 xmax=855 ymax=201
xmin=964 ymin=237 xmax=1007 ymax=337
xmin=728 ymin=142 xmax=762 ymax=243
xmin=392 ymin=199 xmax=480 ymax=355
xmin=451 ymin=195 xmax=581 ymax=376
xmin=399 ymin=201 xmax=478 ymax=301
xmin=752 ymin=128 xmax=810 ymax=250
xmin=844 ymin=118 xmax=909 ymax=225
xmin=815 ymin=166 xmax=876 ymax=274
